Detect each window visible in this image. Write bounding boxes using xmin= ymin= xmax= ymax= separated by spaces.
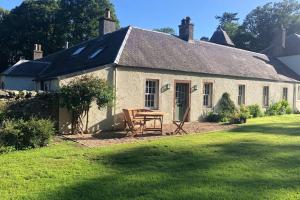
xmin=72 ymin=47 xmax=85 ymax=56
xmin=283 ymin=87 xmax=288 ymax=101
xmin=89 ymin=48 xmax=104 ymax=59
xmin=203 ymin=83 xmax=213 ymax=107
xmin=145 ymin=80 xmax=159 ymax=109
xmin=238 ymin=85 xmax=245 ymax=105
xmin=298 ymin=86 xmax=300 ymax=100
xmin=263 ymin=86 xmax=269 ymax=107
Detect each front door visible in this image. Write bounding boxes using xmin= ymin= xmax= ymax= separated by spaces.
xmin=174 ymin=82 xmax=190 ymax=121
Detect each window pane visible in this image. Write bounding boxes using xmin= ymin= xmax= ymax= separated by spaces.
xmin=203 ymin=83 xmax=212 ymax=107
xmin=145 ymin=80 xmax=159 ymax=109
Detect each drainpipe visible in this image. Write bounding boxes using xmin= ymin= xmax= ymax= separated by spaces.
xmin=293 ymin=83 xmax=297 ymax=112
xmin=113 ymin=64 xmax=117 ymax=130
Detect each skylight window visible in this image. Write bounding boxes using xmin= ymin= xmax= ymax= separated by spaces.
xmin=72 ymin=47 xmax=85 ymax=56
xmin=89 ymin=47 xmax=104 ymax=59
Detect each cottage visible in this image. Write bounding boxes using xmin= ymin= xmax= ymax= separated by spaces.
xmin=2 ymin=9 xmax=300 ymax=134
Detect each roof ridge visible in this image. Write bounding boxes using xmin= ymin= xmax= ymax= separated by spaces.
xmin=131 ymin=26 xmax=173 ymax=36
xmin=114 ymin=26 xmax=132 ymax=64
xmin=3 ymin=60 xmax=29 ymax=75
xmin=199 ymin=40 xmax=267 ymax=56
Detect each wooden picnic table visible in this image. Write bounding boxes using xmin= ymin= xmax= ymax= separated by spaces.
xmin=136 ymin=111 xmax=166 ymax=134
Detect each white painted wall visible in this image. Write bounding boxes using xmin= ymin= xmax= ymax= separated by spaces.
xmin=57 ymin=65 xmax=300 ymax=134
xmin=279 ymin=55 xmax=300 ymax=75
xmin=2 ymin=76 xmax=36 ymax=91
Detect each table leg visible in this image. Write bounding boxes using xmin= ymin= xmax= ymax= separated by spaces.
xmin=160 ymin=116 xmax=163 ymax=134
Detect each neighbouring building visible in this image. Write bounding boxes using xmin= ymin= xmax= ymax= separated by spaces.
xmin=2 ymin=9 xmax=300 ymax=134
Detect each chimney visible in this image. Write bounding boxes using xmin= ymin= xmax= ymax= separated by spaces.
xmin=281 ymin=25 xmax=286 ymax=49
xmin=179 ymin=17 xmax=194 ymax=42
xmin=270 ymin=25 xmax=287 ymax=56
xmin=99 ymin=8 xmax=116 ymax=37
xmin=33 ymin=44 xmax=43 ymax=60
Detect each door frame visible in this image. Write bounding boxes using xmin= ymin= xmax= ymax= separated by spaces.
xmin=173 ymin=80 xmax=191 ymax=122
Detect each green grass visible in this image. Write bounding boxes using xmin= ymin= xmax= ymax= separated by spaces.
xmin=1 ymin=115 xmax=300 ymax=200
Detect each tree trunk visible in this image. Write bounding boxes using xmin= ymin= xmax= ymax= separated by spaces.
xmin=85 ymin=108 xmax=89 ymax=134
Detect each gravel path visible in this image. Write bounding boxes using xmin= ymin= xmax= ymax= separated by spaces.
xmin=63 ymin=122 xmax=236 ymax=148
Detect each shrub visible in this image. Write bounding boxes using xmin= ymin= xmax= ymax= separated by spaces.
xmin=265 ymin=100 xmax=292 ymax=116
xmin=206 ymin=112 xmax=221 ymax=122
xmin=218 ymin=93 xmax=236 ymax=122
xmin=0 ymin=118 xmax=55 ymax=150
xmin=247 ymin=104 xmax=263 ymax=118
xmin=0 ymin=146 xmax=15 ymax=154
xmin=239 ymin=105 xmax=250 ymax=120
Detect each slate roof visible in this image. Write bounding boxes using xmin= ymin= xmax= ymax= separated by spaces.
xmin=209 ymin=27 xmax=235 ymax=47
xmin=3 ymin=60 xmax=50 ymax=77
xmin=262 ymin=33 xmax=300 ymax=57
xmin=4 ymin=26 xmax=300 ymax=82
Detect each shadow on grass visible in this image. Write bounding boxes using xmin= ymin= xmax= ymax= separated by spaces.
xmin=231 ymin=122 xmax=300 ymax=136
xmin=38 ymin=139 xmax=300 ymax=200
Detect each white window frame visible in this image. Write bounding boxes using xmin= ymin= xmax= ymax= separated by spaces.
xmin=203 ymin=83 xmax=213 ymax=108
xmin=263 ymin=86 xmax=269 ymax=107
xmin=283 ymin=87 xmax=288 ymax=101
xmin=144 ymin=79 xmax=159 ymax=110
xmin=238 ymin=85 xmax=245 ymax=106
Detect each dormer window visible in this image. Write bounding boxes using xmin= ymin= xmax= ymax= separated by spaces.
xmin=72 ymin=47 xmax=85 ymax=56
xmin=89 ymin=47 xmax=104 ymax=59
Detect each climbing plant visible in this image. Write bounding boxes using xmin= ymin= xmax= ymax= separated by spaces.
xmin=59 ymin=75 xmax=114 ymax=134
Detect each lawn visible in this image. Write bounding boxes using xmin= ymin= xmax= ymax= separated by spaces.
xmin=1 ymin=115 xmax=300 ymax=200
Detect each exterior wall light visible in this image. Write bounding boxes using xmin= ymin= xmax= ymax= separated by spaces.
xmin=192 ymin=85 xmax=198 ymax=91
xmin=161 ymin=83 xmax=171 ymax=93
xmin=166 ymin=83 xmax=171 ymax=90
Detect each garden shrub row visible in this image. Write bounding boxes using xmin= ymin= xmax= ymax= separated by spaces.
xmin=206 ymin=92 xmax=293 ymax=124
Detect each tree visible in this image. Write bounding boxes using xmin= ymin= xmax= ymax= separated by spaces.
xmin=0 ymin=0 xmax=60 ymax=70
xmin=153 ymin=27 xmax=176 ymax=34
xmin=56 ymin=0 xmax=119 ymax=46
xmin=200 ymin=36 xmax=209 ymax=41
xmin=59 ymin=75 xmax=114 ymax=134
xmin=216 ymin=12 xmax=239 ymax=26
xmin=0 ymin=0 xmax=119 ymax=72
xmin=243 ymin=0 xmax=300 ymax=51
xmin=0 ymin=7 xmax=8 ymax=22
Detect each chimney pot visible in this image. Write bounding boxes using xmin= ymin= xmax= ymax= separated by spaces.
xmin=105 ymin=8 xmax=111 ymax=19
xmin=281 ymin=25 xmax=286 ymax=49
xmin=33 ymin=44 xmax=43 ymax=60
xmin=65 ymin=41 xmax=69 ymax=49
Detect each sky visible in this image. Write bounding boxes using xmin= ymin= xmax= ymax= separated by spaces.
xmin=0 ymin=0 xmax=281 ymax=39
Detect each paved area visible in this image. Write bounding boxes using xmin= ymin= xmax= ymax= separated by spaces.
xmin=63 ymin=122 xmax=236 ymax=148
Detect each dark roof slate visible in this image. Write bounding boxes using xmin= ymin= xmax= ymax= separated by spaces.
xmin=209 ymin=27 xmax=235 ymax=47
xmin=4 ymin=26 xmax=300 ymax=82
xmin=4 ymin=60 xmax=50 ymax=77
xmin=118 ymin=27 xmax=299 ymax=82
xmin=262 ymin=33 xmax=300 ymax=57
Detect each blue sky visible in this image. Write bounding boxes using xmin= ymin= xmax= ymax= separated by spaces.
xmin=0 ymin=0 xmax=280 ymax=38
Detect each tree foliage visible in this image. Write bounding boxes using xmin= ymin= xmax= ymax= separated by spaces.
xmin=59 ymin=75 xmax=114 ymax=134
xmin=216 ymin=12 xmax=239 ymax=26
xmin=200 ymin=36 xmax=209 ymax=41
xmin=153 ymin=27 xmax=176 ymax=34
xmin=243 ymin=0 xmax=300 ymax=51
xmin=0 ymin=0 xmax=119 ymax=72
xmin=216 ymin=1 xmax=300 ymax=52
